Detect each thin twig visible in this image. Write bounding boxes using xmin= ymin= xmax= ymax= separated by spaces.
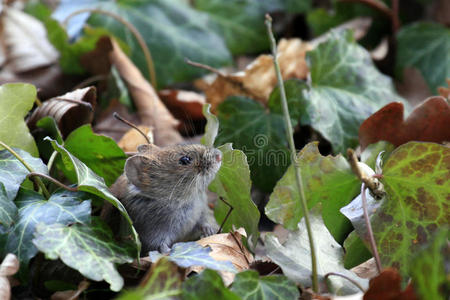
xmin=217 ymin=196 xmax=234 ymax=234
xmin=267 ymin=266 xmax=281 ymax=276
xmin=324 ymin=272 xmax=366 ymax=293
xmin=113 ymin=112 xmax=152 ymax=144
xmin=63 ymin=8 xmax=157 ymax=87
xmin=185 ymin=58 xmax=225 ymax=77
xmin=339 ymin=0 xmax=393 ymax=18
xmin=361 ymin=184 xmax=382 ymax=274
xmin=347 ymin=149 xmax=384 ymax=198
xmin=265 ymin=14 xmax=318 ymax=292
xmin=27 ymin=172 xmax=79 ymax=192
xmin=0 ymin=141 xmax=50 ymax=199
xmin=391 ymin=0 xmax=400 ymax=33
xmin=35 ymin=97 xmax=42 ymax=106
xmin=47 ymin=151 xmax=58 ymax=173
xmin=54 ymin=98 xmax=93 ymax=112
xmin=72 ymin=74 xmax=109 ymax=90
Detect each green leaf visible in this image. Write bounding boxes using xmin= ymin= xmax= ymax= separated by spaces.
xmin=0 ymin=148 xmax=48 ymax=201
xmin=286 ymin=31 xmax=405 ymax=153
xmin=265 ymin=142 xmax=359 ymax=243
xmin=410 ymin=228 xmax=449 ymax=300
xmin=36 ymin=117 xmax=63 ymax=144
xmin=4 ymin=189 xmax=91 ymax=275
xmin=267 ymin=79 xmax=306 ymax=126
xmin=53 ymin=0 xmax=232 ymax=87
xmin=360 ymin=141 xmax=394 ymax=171
xmin=117 ymin=257 xmax=182 ymax=300
xmin=59 ymin=124 xmax=126 ymax=186
xmin=183 ymin=269 xmax=241 ymax=300
xmin=215 ymin=96 xmax=290 ymax=192
xmin=33 ymin=218 xmax=133 ymax=292
xmin=0 ymin=83 xmax=38 ymax=156
xmin=0 ymin=185 xmax=17 ymax=232
xmin=46 ymin=138 xmax=140 ymax=252
xmin=396 ymin=22 xmax=450 ymax=93
xmin=149 ymin=241 xmax=236 ymax=273
xmin=342 ymin=231 xmax=372 ymax=269
xmin=209 ymin=144 xmax=260 ymax=247
xmin=343 ymin=142 xmax=450 ymax=277
xmin=231 ymin=270 xmax=300 ymax=300
xmin=201 ymin=103 xmax=219 ymax=147
xmin=265 ymin=206 xmax=368 ymax=295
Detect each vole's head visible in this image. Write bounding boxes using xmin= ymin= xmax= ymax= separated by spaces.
xmin=125 ymin=143 xmax=222 ymax=201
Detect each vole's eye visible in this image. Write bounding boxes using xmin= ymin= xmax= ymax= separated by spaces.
xmin=179 ymin=156 xmax=191 ymax=165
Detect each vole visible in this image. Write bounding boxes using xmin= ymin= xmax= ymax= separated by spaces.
xmin=109 ymin=143 xmax=222 ymax=254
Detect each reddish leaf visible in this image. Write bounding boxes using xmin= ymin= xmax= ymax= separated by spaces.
xmin=359 ymin=96 xmax=450 ymax=150
xmin=364 ymin=268 xmax=418 ymax=300
xmin=158 ymin=89 xmax=205 ymax=120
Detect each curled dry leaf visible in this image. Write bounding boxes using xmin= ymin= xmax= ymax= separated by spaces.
xmin=192 ymin=228 xmax=254 ymax=286
xmin=27 ymin=86 xmax=96 ymax=138
xmin=0 ymin=254 xmax=19 ymax=300
xmin=359 ymin=96 xmax=450 ymax=150
xmin=118 ymin=126 xmax=153 ymax=153
xmin=0 ymin=7 xmax=58 ymax=73
xmin=159 ymin=89 xmax=206 ymax=121
xmin=197 ymin=38 xmax=312 ymax=111
xmin=363 ymin=268 xmax=418 ymax=300
xmin=84 ymin=36 xmax=182 ymax=146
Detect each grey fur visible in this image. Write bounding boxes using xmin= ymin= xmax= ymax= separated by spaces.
xmin=110 ymin=144 xmax=221 ymax=254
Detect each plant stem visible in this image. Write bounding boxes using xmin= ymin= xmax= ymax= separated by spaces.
xmin=63 ymin=8 xmax=157 ymax=87
xmin=265 ymin=15 xmax=318 ymax=292
xmin=361 ymin=184 xmax=382 ymax=273
xmin=0 ymin=141 xmax=50 ymax=199
xmin=27 ymin=172 xmax=78 ymax=192
xmin=324 ymin=272 xmax=366 ymax=293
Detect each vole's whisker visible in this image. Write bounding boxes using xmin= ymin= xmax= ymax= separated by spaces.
xmin=168 ymin=172 xmax=189 ymax=202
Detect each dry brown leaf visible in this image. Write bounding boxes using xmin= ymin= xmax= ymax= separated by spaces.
xmin=50 ymin=280 xmax=90 ymax=300
xmin=190 ymin=228 xmax=254 ymax=285
xmin=27 ymin=86 xmax=97 ymax=138
xmin=197 ymin=38 xmax=312 ymax=112
xmin=107 ymin=37 xmax=182 ymax=146
xmin=159 ymin=89 xmax=205 ymax=121
xmin=438 ymin=78 xmax=450 ymax=100
xmin=351 ymin=258 xmax=378 ymax=279
xmin=0 ymin=7 xmax=58 ymax=72
xmin=118 ymin=125 xmax=153 ymax=152
xmin=0 ymin=254 xmax=19 ymax=300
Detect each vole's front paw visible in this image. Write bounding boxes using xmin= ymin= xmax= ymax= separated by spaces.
xmin=200 ymin=223 xmax=219 ymax=237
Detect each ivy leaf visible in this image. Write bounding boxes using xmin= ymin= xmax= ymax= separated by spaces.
xmin=209 ymin=144 xmax=260 ymax=247
xmin=117 ymin=257 xmax=182 ymax=300
xmin=0 ymin=185 xmax=17 ymax=232
xmin=215 ymin=96 xmax=290 ymax=192
xmin=342 ymin=142 xmax=449 ymax=277
xmin=0 ymin=148 xmax=48 ymax=201
xmin=58 ymin=124 xmax=127 ymax=186
xmin=410 ymin=228 xmax=449 ymax=300
xmin=231 ymin=270 xmax=300 ymax=300
xmin=3 ymin=189 xmax=91 ymax=276
xmin=265 ymin=142 xmax=360 ymax=243
xmin=183 ymin=269 xmax=241 ymax=300
xmin=46 ymin=138 xmax=140 ymax=251
xmin=342 ymin=231 xmax=372 ymax=269
xmin=265 ymin=206 xmax=368 ymax=295
xmin=201 ymin=103 xmax=219 ymax=147
xmin=149 ymin=241 xmax=236 ymax=273
xmin=286 ymin=30 xmax=405 ymax=153
xmin=33 ymin=218 xmax=133 ymax=292
xmin=396 ymin=22 xmax=450 ymax=93
xmin=53 ymin=0 xmax=232 ymax=88
xmin=0 ymin=83 xmax=38 ymax=156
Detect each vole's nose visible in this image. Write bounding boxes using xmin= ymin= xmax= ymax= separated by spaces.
xmin=215 ymin=153 xmax=221 ymax=162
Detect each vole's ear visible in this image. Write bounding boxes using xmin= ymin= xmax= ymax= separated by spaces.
xmin=125 ymin=155 xmax=152 ymax=188
xmin=137 ymin=143 xmax=159 ymax=153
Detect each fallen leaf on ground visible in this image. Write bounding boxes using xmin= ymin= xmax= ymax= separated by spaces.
xmin=193 ymin=228 xmax=254 ymax=285
xmin=0 ymin=254 xmax=19 ymax=300
xmin=27 ymin=86 xmax=97 ymax=138
xmin=159 ymin=89 xmax=206 ymax=121
xmin=50 ymin=280 xmax=90 ymax=300
xmin=0 ymin=7 xmax=58 ymax=73
xmin=197 ymin=38 xmax=312 ymax=111
xmin=363 ymin=268 xmax=418 ymax=300
xmin=359 ymin=96 xmax=450 ymax=150
xmin=438 ymin=78 xmax=450 ymax=100
xmin=118 ymin=126 xmax=153 ymax=153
